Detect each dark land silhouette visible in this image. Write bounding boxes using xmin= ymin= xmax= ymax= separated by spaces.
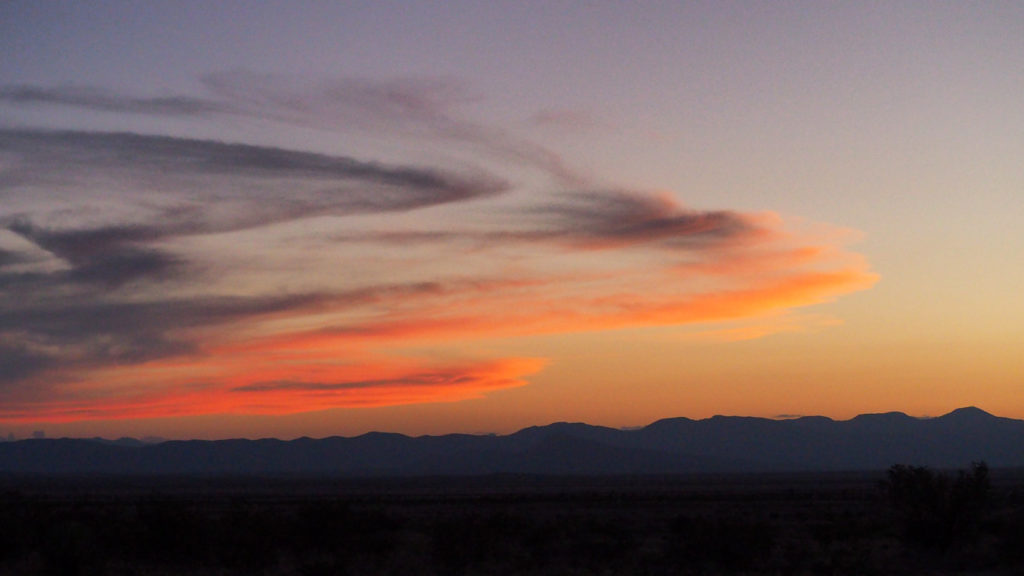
xmin=1 ymin=406 xmax=1022 ymax=476
xmin=3 ymin=407 xmax=1024 ymax=574
xmin=2 ymin=467 xmax=1024 ymax=574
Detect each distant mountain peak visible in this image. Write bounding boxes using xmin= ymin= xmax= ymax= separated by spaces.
xmin=850 ymin=411 xmax=914 ymax=423
xmin=357 ymin=431 xmax=410 ymax=440
xmin=791 ymin=416 xmax=835 ymax=425
xmin=4 ymin=407 xmax=1022 ymax=476
xmin=939 ymin=406 xmax=995 ymax=421
xmin=511 ymin=421 xmax=615 ymax=439
xmin=643 ymin=416 xmax=694 ymax=429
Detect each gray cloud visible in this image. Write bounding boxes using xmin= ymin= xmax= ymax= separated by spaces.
xmin=1 ymin=293 xmax=324 ymax=346
xmin=0 ymin=291 xmax=335 ymax=387
xmin=0 ymin=129 xmax=507 ymax=221
xmin=5 ymin=220 xmax=181 ymax=288
xmin=0 ymin=129 xmax=506 ymax=286
xmin=0 ymin=73 xmax=584 ymax=185
xmin=200 ymin=71 xmax=474 ymax=133
xmin=0 ymin=246 xmax=34 ymax=268
xmin=199 ymin=71 xmax=587 ymax=185
xmin=0 ymin=128 xmax=512 ymax=393
xmin=65 ymin=246 xmax=180 ymax=288
xmin=537 ymin=191 xmax=757 ymax=248
xmin=22 ymin=130 xmax=485 ymax=194
xmin=328 ymin=190 xmax=760 ymax=251
xmin=0 ymin=85 xmax=225 ymax=116
xmin=0 ymin=343 xmax=54 ymax=386
xmin=0 ymin=266 xmax=463 ymax=391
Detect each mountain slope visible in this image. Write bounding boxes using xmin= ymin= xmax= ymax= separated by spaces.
xmin=1 ymin=407 xmax=1020 ymax=476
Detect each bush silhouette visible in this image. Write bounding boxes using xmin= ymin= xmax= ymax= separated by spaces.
xmin=885 ymin=461 xmax=990 ymax=550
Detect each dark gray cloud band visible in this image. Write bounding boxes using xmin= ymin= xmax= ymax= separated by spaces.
xmin=0 ymin=129 xmax=507 ymax=218
xmin=0 ymin=292 xmax=332 ymax=388
xmin=0 ymin=73 xmax=584 ymax=185
xmin=538 ymin=191 xmax=755 ymax=248
xmin=0 ymin=128 xmax=511 ymax=392
xmin=0 ymin=85 xmax=225 ymax=116
xmin=0 ymin=128 xmax=507 ymax=287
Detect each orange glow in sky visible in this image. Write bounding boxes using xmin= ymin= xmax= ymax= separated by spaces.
xmin=1 ymin=3 xmax=1021 ymax=439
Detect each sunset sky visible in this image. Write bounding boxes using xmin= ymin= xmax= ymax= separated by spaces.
xmin=1 ymin=2 xmax=1021 ymax=439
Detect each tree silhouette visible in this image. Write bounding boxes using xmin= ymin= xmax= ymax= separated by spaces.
xmin=885 ymin=461 xmax=990 ymax=550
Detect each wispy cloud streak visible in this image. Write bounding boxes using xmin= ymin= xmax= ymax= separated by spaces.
xmin=0 ymin=85 xmax=225 ymax=116
xmin=0 ymin=78 xmax=878 ymax=423
xmin=1 ymin=73 xmax=584 ymax=185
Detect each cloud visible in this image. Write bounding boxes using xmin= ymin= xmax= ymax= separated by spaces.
xmin=0 ymin=290 xmax=341 ymax=390
xmin=0 ymin=127 xmax=509 ymax=395
xmin=0 ymin=246 xmax=34 ymax=268
xmin=232 ymin=359 xmax=545 ymax=411
xmin=0 ymin=85 xmax=225 ymax=116
xmin=535 ymin=190 xmax=758 ymax=248
xmin=326 ymin=189 xmax=760 ymax=252
xmin=0 ymin=137 xmax=876 ymax=419
xmin=0 ymin=343 xmax=54 ymax=387
xmin=231 ymin=358 xmax=544 ymax=404
xmin=0 ymin=73 xmax=584 ymax=185
xmin=0 ymin=81 xmax=878 ymax=424
xmin=5 ymin=220 xmax=182 ymax=288
xmin=0 ymin=357 xmax=546 ymax=422
xmin=0 ymin=130 xmax=507 ymax=228
xmin=0 ymin=128 xmax=508 ymax=296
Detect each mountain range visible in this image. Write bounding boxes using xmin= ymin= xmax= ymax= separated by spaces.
xmin=1 ymin=407 xmax=1021 ymax=476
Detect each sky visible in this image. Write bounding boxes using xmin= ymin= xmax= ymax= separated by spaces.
xmin=0 ymin=2 xmax=1021 ymax=439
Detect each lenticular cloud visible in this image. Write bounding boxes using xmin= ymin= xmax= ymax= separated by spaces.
xmin=0 ymin=82 xmax=876 ymax=422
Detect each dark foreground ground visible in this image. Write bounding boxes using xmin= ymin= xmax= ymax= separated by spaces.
xmin=2 ymin=470 xmax=1024 ymax=575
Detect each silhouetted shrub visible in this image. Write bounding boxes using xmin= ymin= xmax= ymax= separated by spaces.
xmin=885 ymin=461 xmax=990 ymax=550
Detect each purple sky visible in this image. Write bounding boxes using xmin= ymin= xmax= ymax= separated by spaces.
xmin=1 ymin=2 xmax=1021 ymax=439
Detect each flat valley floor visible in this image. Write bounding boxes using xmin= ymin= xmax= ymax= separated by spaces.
xmin=2 ymin=470 xmax=1024 ymax=575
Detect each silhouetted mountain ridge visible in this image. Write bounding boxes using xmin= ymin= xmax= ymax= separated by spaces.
xmin=1 ymin=407 xmax=1020 ymax=476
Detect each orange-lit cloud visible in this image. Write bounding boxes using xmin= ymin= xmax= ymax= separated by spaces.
xmin=0 ymin=357 xmax=546 ymax=423
xmin=0 ymin=94 xmax=877 ymax=424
